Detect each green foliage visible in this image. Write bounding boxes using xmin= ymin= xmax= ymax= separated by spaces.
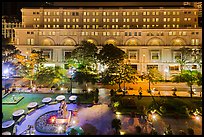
xmin=98 ymin=44 xmax=126 ymax=66
xmin=102 ymin=63 xmax=138 ymax=89
xmin=2 ymin=38 xmax=20 ymax=63
xmin=113 ymin=101 xmax=120 ymax=108
xmin=144 ymin=68 xmax=163 ymax=84
xmin=172 ymin=70 xmax=202 ymax=97
xmin=34 ymin=66 xmax=69 ymax=87
xmin=66 ymin=41 xmax=99 ymax=85
xmin=176 ymin=47 xmax=192 ymax=72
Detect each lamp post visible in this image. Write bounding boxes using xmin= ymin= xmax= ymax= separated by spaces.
xmin=68 ymin=67 xmax=75 ymax=94
xmin=164 ymin=68 xmax=168 ymax=82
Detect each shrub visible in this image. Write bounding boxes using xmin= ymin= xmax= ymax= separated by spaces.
xmin=27 ymin=108 xmax=35 ymax=115
xmin=38 ymin=104 xmax=45 ymax=109
xmin=17 ymin=115 xmax=26 ymax=125
xmin=48 ymin=101 xmax=58 ymax=105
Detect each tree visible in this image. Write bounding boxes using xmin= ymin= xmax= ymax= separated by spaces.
xmin=102 ymin=63 xmax=138 ymax=91
xmin=111 ymin=118 xmax=121 ymax=135
xmin=176 ymin=47 xmax=192 ymax=73
xmin=15 ymin=50 xmax=47 ymax=87
xmin=2 ymin=38 xmax=20 ymax=63
xmin=192 ymin=48 xmax=202 ymax=68
xmin=34 ymin=66 xmax=69 ymax=88
xmin=172 ymin=70 xmax=202 ymax=98
xmin=144 ymin=68 xmax=163 ymax=92
xmin=143 ymin=68 xmax=163 ymax=109
xmin=98 ymin=44 xmax=126 ymax=67
xmin=66 ymin=41 xmax=99 ymax=87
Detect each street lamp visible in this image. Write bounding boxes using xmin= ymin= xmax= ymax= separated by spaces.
xmin=164 ymin=68 xmax=168 ymax=82
xmin=68 ymin=67 xmax=75 ymax=94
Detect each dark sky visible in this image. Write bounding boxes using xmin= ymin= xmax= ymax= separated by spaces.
xmin=2 ymin=2 xmax=194 ymax=18
xmin=53 ymin=2 xmax=185 ymax=7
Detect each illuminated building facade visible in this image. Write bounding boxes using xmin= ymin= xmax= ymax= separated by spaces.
xmin=14 ymin=6 xmax=202 ymax=79
xmin=2 ymin=16 xmax=22 ymax=43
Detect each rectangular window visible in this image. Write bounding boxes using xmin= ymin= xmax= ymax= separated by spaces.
xmin=191 ymin=39 xmax=195 ymax=45
xmin=27 ymin=38 xmax=34 ymax=45
xmin=163 ymin=18 xmax=166 ymax=22
xmin=42 ymin=51 xmax=52 ymax=60
xmin=129 ymin=51 xmax=138 ymax=60
xmin=173 ymin=51 xmax=181 ymax=61
xmin=164 ymin=12 xmax=166 ymax=15
xmin=64 ymin=51 xmax=71 ymax=60
xmin=169 ymin=65 xmax=179 ymax=71
xmin=147 ymin=65 xmax=158 ymax=70
xmin=151 ymin=51 xmax=160 ymax=60
xmin=195 ymin=39 xmax=199 ymax=45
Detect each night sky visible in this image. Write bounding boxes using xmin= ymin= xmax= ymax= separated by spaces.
xmin=2 ymin=2 xmax=194 ymax=19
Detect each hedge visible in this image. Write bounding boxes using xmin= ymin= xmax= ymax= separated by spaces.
xmin=17 ymin=115 xmax=26 ymax=125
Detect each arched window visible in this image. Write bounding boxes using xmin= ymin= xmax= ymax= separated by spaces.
xmin=104 ymin=39 xmax=118 ymax=46
xmin=147 ymin=38 xmax=164 ymax=46
xmin=87 ymin=39 xmax=97 ymax=45
xmin=170 ymin=38 xmax=186 ymax=46
xmin=61 ymin=38 xmax=76 ymax=46
xmin=125 ymin=38 xmax=141 ymax=46
xmin=42 ymin=38 xmax=55 ymax=46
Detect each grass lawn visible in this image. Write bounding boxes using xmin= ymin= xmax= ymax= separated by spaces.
xmin=2 ymin=92 xmax=95 ymax=122
xmin=2 ymin=92 xmax=60 ymax=122
xmin=114 ymin=95 xmax=202 ymax=117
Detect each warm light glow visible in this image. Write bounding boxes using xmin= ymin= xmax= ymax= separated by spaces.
xmin=195 ymin=116 xmax=200 ymax=120
xmin=116 ymin=112 xmax=121 ymax=115
xmin=57 ymin=125 xmax=63 ymax=132
xmin=72 ymin=120 xmax=76 ymax=124
xmin=88 ymin=88 xmax=91 ymax=92
xmin=120 ymin=131 xmax=125 ymax=135
xmin=60 ymin=88 xmax=64 ymax=91
xmin=152 ymin=114 xmax=156 ymax=119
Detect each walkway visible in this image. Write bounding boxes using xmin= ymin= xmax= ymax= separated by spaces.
xmin=16 ymin=103 xmax=78 ymax=135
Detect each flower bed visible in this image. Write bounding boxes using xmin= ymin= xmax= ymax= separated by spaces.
xmin=35 ymin=111 xmax=65 ymax=134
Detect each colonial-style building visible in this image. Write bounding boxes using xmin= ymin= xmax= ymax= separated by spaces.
xmin=14 ymin=6 xmax=202 ymax=79
xmin=2 ymin=16 xmax=22 ymax=44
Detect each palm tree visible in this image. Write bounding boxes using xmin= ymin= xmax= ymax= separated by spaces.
xmin=111 ymin=118 xmax=121 ymax=135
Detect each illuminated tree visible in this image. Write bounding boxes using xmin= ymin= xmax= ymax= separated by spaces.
xmin=66 ymin=41 xmax=99 ymax=88
xmin=102 ymin=62 xmax=138 ymax=91
xmin=16 ymin=50 xmax=46 ymax=87
xmin=172 ymin=70 xmax=202 ymax=98
xmin=176 ymin=46 xmax=192 ymax=73
xmin=34 ymin=66 xmax=69 ymax=88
